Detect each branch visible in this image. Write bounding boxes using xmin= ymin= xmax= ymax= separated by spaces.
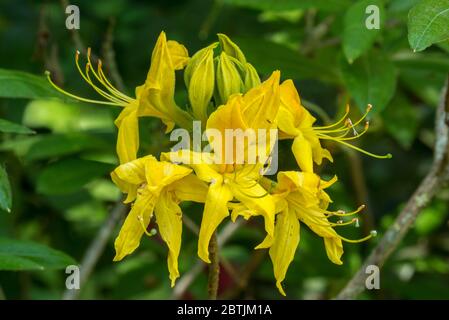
xmin=207 ymin=232 xmax=220 ymax=300
xmin=62 ymin=202 xmax=127 ymax=300
xmin=335 ymin=75 xmax=449 ymax=299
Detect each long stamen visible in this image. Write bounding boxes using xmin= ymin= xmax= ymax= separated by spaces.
xmin=45 ymin=71 xmax=123 ymax=106
xmin=321 ymin=136 xmax=392 ymax=159
xmin=325 ymin=205 xmax=365 ymax=217
xmin=337 ymin=230 xmax=377 ymax=243
xmin=75 ymin=51 xmax=125 ymax=105
xmin=85 ymin=49 xmax=133 ymax=104
xmin=97 ymin=60 xmax=133 ymax=103
xmin=315 ymin=104 xmax=350 ymax=130
xmin=318 ymin=122 xmax=370 ymax=141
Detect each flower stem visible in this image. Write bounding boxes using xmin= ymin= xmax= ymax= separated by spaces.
xmin=207 ymin=232 xmax=220 ymax=300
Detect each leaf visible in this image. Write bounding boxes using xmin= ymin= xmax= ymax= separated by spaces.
xmin=234 ymin=37 xmax=338 ymax=83
xmin=0 ymin=133 xmax=111 ymax=161
xmin=0 ymin=69 xmax=65 ymax=99
xmin=222 ymin=0 xmax=351 ymax=11
xmin=0 ymin=165 xmax=12 ymax=212
xmin=408 ymin=0 xmax=449 ymax=52
xmin=36 ymin=158 xmax=115 ymax=195
xmin=0 ymin=238 xmax=76 ymax=271
xmin=382 ymin=94 xmax=420 ymax=149
xmin=0 ymin=119 xmax=35 ymax=134
xmin=343 ymin=0 xmax=385 ymax=63
xmin=393 ymin=52 xmax=449 ymax=73
xmin=340 ymin=50 xmax=397 ymax=113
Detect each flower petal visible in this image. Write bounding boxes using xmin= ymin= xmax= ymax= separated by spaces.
xmin=113 ymin=190 xmax=156 ymax=261
xmin=154 ymin=191 xmax=183 ymax=286
xmin=292 ymin=134 xmax=314 ymax=173
xmin=269 ymin=208 xmax=300 ymax=296
xmin=198 ymin=181 xmax=233 ymax=263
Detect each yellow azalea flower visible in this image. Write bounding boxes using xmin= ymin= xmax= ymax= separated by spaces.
xmin=111 ymin=155 xmax=208 ymax=286
xmin=46 ymin=31 xmax=192 ymax=164
xmin=162 ymin=150 xmax=276 ymax=264
xmin=259 ymin=171 xmax=375 ymax=296
xmin=277 ymin=79 xmax=391 ymax=172
xmin=207 ymin=70 xmax=281 ymax=173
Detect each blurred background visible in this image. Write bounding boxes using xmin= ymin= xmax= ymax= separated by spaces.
xmin=0 ymin=0 xmax=448 ymax=299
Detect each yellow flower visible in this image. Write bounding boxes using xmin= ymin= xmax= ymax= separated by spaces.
xmin=259 ymin=171 xmax=375 ymax=296
xmin=111 ymin=155 xmax=207 ymax=286
xmin=277 ymin=80 xmax=391 ymax=173
xmin=161 ymin=150 xmax=275 ymax=264
xmin=46 ymin=31 xmax=192 ymax=164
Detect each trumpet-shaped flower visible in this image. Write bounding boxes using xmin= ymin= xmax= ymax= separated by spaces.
xmin=111 ymin=155 xmax=208 ymax=286
xmin=260 ymin=171 xmax=376 ymax=296
xmin=277 ymin=80 xmax=391 ymax=173
xmin=46 ymin=31 xmax=192 ymax=164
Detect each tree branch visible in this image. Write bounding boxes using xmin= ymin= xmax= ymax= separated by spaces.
xmin=62 ymin=202 xmax=127 ymax=300
xmin=335 ymin=75 xmax=449 ymax=299
xmin=207 ymin=232 xmax=220 ymax=300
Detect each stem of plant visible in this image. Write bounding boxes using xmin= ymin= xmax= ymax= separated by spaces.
xmin=207 ymin=232 xmax=220 ymax=300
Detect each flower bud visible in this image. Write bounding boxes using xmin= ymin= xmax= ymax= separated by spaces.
xmin=184 ymin=43 xmax=218 ymax=122
xmin=216 ymin=52 xmax=244 ymax=104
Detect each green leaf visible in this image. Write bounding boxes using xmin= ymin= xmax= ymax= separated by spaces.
xmin=0 ymin=118 xmax=35 ymax=134
xmin=234 ymin=37 xmax=338 ymax=83
xmin=415 ymin=201 xmax=447 ymax=235
xmin=0 ymin=69 xmax=64 ymax=99
xmin=408 ymin=0 xmax=449 ymax=52
xmin=0 ymin=165 xmax=12 ymax=212
xmin=343 ymin=0 xmax=385 ymax=63
xmin=340 ymin=50 xmax=397 ymax=113
xmin=393 ymin=52 xmax=449 ymax=72
xmin=36 ymin=158 xmax=115 ymax=195
xmin=0 ymin=238 xmax=76 ymax=271
xmin=0 ymin=133 xmax=110 ymax=161
xmin=382 ymin=94 xmax=420 ymax=149
xmin=222 ymin=0 xmax=351 ymax=11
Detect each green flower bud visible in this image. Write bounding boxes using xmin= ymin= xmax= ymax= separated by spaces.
xmin=217 ymin=33 xmax=247 ymax=64
xmin=216 ymin=52 xmax=244 ymax=105
xmin=184 ymin=43 xmax=218 ymax=122
xmin=244 ymin=62 xmax=261 ymax=91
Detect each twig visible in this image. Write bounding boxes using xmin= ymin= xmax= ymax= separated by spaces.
xmin=335 ymin=75 xmax=449 ymax=299
xmin=62 ymin=202 xmax=127 ymax=300
xmin=171 ymin=219 xmax=243 ymax=299
xmin=102 ymin=18 xmax=126 ymax=92
xmin=207 ymin=232 xmax=220 ymax=299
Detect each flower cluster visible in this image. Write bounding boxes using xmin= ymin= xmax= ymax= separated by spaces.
xmin=47 ymin=32 xmax=390 ymax=295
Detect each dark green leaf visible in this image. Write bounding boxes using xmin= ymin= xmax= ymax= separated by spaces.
xmin=36 ymin=158 xmax=115 ymax=195
xmin=0 ymin=165 xmax=12 ymax=212
xmin=234 ymin=37 xmax=338 ymax=83
xmin=343 ymin=0 xmax=385 ymax=63
xmin=0 ymin=69 xmax=64 ymax=99
xmin=0 ymin=238 xmax=76 ymax=271
xmin=382 ymin=94 xmax=420 ymax=149
xmin=408 ymin=0 xmax=449 ymax=52
xmin=340 ymin=50 xmax=397 ymax=113
xmin=222 ymin=0 xmax=351 ymax=11
xmin=0 ymin=118 xmax=35 ymax=134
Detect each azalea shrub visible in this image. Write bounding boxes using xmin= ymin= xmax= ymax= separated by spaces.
xmin=0 ymin=0 xmax=448 ymax=300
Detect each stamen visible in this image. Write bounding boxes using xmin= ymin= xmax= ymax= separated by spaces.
xmin=320 ymin=136 xmax=392 ymax=159
xmin=138 ymin=215 xmax=157 ymax=237
xmin=315 ymin=104 xmax=350 ymax=130
xmin=337 ymin=230 xmax=377 ymax=243
xmin=45 ymin=70 xmax=123 ymax=106
xmin=97 ymin=60 xmax=133 ymax=103
xmin=325 ymin=205 xmax=365 ymax=217
xmin=75 ymin=51 xmax=125 ymax=104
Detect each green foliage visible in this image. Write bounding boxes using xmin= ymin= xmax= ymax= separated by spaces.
xmin=0 ymin=165 xmax=12 ymax=212
xmin=0 ymin=238 xmax=76 ymax=271
xmin=408 ymin=0 xmax=449 ymax=52
xmin=343 ymin=0 xmax=384 ymax=63
xmin=36 ymin=158 xmax=114 ymax=195
xmin=0 ymin=69 xmax=65 ymax=100
xmin=340 ymin=50 xmax=397 ymax=113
